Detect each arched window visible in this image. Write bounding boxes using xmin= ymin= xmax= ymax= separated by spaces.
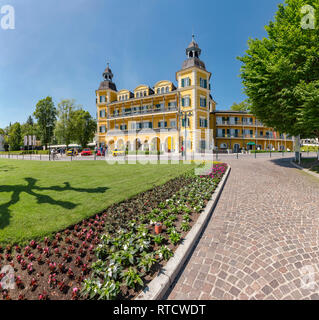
xmin=157 ymin=88 xmax=160 ymax=94
xmin=136 ymin=92 xmax=139 ymax=98
xmin=144 ymin=91 xmax=147 ymax=96
xmin=161 ymin=87 xmax=164 ymax=94
xmin=166 ymin=86 xmax=169 ymax=93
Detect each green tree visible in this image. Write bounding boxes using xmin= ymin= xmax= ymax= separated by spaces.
xmin=72 ymin=109 xmax=96 ymax=148
xmin=34 ymin=97 xmax=57 ymax=148
xmin=8 ymin=122 xmax=22 ymax=151
xmin=238 ymin=0 xmax=319 ymax=140
xmin=54 ymin=99 xmax=79 ymax=147
xmin=230 ymin=100 xmax=251 ymax=112
xmin=26 ymin=115 xmax=34 ymax=126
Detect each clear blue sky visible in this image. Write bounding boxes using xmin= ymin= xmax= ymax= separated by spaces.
xmin=0 ymin=0 xmax=284 ymax=129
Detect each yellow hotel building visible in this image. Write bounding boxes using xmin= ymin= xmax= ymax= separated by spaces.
xmin=96 ymin=36 xmax=294 ymax=153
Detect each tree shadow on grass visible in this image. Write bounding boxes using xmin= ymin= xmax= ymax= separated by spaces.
xmin=0 ymin=177 xmax=108 ymax=230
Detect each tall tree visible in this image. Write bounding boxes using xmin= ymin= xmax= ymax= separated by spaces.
xmin=230 ymin=100 xmax=251 ymax=112
xmin=26 ymin=115 xmax=34 ymax=126
xmin=72 ymin=109 xmax=96 ymax=148
xmin=34 ymin=97 xmax=57 ymax=148
xmin=54 ymin=99 xmax=79 ymax=147
xmin=8 ymin=122 xmax=22 ymax=151
xmin=238 ymin=0 xmax=319 ymax=140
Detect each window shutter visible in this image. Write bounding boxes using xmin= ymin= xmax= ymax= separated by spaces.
xmin=182 ymin=119 xmax=185 ymax=127
xmin=181 ymin=79 xmax=185 ymax=87
xmin=181 ymin=98 xmax=185 ymax=106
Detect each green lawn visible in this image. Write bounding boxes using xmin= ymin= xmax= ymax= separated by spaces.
xmin=299 ymin=157 xmax=319 ymax=174
xmin=0 ymin=159 xmax=195 ymax=245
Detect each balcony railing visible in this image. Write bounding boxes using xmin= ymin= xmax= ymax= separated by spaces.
xmin=216 ymin=134 xmax=292 ymax=140
xmin=216 ymin=121 xmax=264 ymax=126
xmin=106 ymin=127 xmax=178 ymax=136
xmin=108 ymin=106 xmax=178 ymax=119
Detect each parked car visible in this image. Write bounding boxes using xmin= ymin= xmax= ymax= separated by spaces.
xmin=66 ymin=149 xmax=78 ymax=156
xmin=112 ymin=149 xmax=125 ymax=157
xmin=81 ymin=148 xmax=92 ymax=156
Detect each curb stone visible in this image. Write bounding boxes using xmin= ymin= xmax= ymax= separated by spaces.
xmin=135 ymin=165 xmax=231 ymax=300
xmin=290 ymin=160 xmax=319 ymax=180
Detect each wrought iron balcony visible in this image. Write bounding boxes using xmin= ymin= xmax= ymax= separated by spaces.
xmin=108 ymin=106 xmax=178 ymax=119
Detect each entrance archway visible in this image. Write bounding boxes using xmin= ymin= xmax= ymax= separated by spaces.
xmin=107 ymin=140 xmax=115 ymax=151
xmin=116 ymin=139 xmax=124 ymax=150
xmin=233 ymin=144 xmax=240 ymax=153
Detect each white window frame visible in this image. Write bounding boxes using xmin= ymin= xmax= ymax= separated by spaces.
xmin=170 ymin=119 xmax=177 ymax=128
xmin=200 ymin=96 xmax=207 ymax=108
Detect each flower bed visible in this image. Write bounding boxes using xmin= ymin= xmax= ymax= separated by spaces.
xmin=0 ymin=163 xmax=227 ymax=300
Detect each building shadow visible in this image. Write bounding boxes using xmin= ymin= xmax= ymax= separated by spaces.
xmin=270 ymin=157 xmax=296 ymax=169
xmin=0 ymin=177 xmax=108 ymax=230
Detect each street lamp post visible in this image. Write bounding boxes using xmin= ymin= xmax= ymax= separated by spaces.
xmin=179 ymin=110 xmax=193 ymax=161
xmin=46 ymin=124 xmax=53 ymax=161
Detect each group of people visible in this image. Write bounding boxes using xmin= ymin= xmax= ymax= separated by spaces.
xmin=94 ymin=145 xmax=108 ymax=155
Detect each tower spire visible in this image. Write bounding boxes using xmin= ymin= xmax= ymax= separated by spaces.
xmin=181 ymin=35 xmax=206 ymax=70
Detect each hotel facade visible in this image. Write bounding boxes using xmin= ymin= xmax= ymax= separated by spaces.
xmin=96 ymin=37 xmax=294 ymax=153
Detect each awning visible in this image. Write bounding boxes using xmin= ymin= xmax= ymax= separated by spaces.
xmin=247 ymin=142 xmax=256 ymax=145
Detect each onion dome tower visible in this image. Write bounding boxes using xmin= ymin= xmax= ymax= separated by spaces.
xmin=181 ymin=34 xmax=206 ymax=70
xmin=98 ymin=62 xmax=117 ymax=91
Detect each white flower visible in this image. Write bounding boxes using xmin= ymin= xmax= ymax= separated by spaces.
xmin=123 ymin=244 xmax=128 ymax=251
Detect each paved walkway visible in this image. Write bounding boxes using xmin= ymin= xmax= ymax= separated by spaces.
xmin=166 ymin=157 xmax=319 ymax=300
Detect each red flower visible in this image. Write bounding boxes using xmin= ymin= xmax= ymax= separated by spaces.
xmin=38 ymin=291 xmax=48 ymax=300
xmin=72 ymin=287 xmax=79 ymax=300
xmin=49 ymin=262 xmax=56 ymax=272
xmin=30 ymin=240 xmax=37 ymax=248
xmin=67 ymin=268 xmax=74 ymax=278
